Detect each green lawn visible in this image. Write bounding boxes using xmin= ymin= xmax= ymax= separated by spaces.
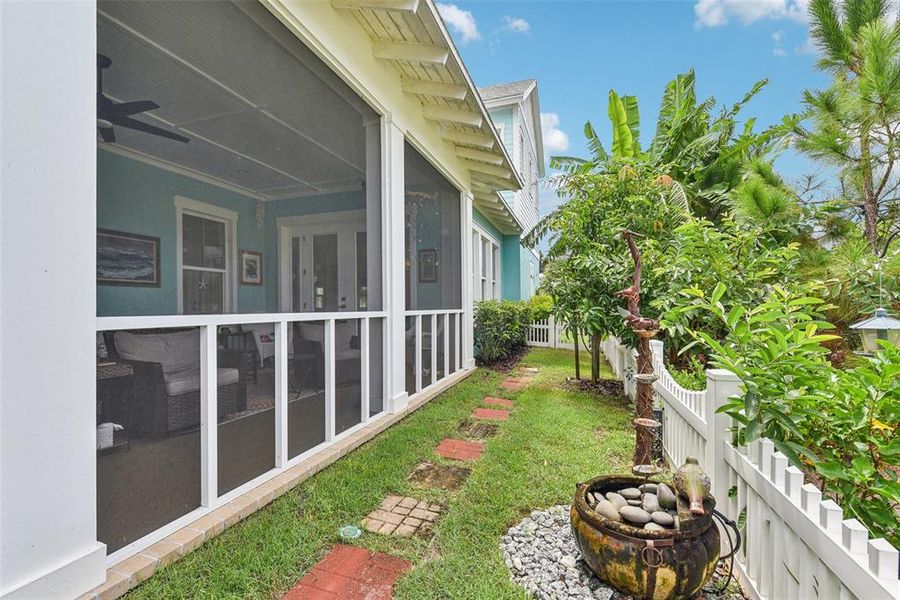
xmin=126 ymin=348 xmax=633 ymax=599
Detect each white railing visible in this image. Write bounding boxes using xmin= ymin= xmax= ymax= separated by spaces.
xmin=95 ymin=308 xmax=466 ymax=568
xmin=404 ymin=309 xmax=465 ymax=396
xmin=600 ymin=336 xmax=900 ymax=600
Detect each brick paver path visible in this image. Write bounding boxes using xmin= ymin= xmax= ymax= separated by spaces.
xmin=361 ymin=495 xmax=442 ymax=537
xmin=472 ymin=407 xmax=509 ymax=421
xmin=283 ymin=544 xmax=410 ymax=599
xmin=435 ymin=438 xmax=485 ymax=461
xmin=483 ymin=396 xmax=514 ymax=408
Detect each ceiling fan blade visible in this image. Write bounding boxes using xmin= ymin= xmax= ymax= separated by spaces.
xmin=99 ymin=125 xmax=116 ymax=144
xmin=115 ymin=116 xmax=189 ymax=143
xmin=108 ymin=100 xmax=159 ymax=118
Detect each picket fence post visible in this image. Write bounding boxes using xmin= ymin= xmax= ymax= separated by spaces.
xmin=705 ymin=368 xmax=741 ymax=552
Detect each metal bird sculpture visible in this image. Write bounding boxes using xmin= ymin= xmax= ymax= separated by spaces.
xmin=673 ymin=456 xmax=711 ymax=515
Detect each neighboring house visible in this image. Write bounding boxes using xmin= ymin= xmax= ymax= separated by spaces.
xmin=471 ymin=79 xmax=545 ymax=303
xmin=0 ymin=2 xmax=525 ymax=598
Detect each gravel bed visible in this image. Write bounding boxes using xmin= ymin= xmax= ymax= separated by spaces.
xmin=500 ymin=505 xmax=744 ymax=600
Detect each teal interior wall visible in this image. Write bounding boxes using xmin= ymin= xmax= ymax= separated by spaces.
xmin=97 ymin=149 xmax=365 ymax=316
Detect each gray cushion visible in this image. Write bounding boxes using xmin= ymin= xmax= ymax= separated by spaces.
xmin=163 ymin=367 xmax=240 ymax=397
xmin=114 ymin=330 xmax=200 ymax=375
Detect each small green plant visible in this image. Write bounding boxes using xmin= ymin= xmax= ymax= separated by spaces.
xmin=473 ymin=300 xmax=533 ymax=364
xmin=527 ymin=294 xmax=554 ymax=320
xmin=668 ymin=355 xmax=707 ymax=391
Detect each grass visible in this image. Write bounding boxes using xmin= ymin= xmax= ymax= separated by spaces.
xmin=126 ymin=348 xmax=634 ymax=599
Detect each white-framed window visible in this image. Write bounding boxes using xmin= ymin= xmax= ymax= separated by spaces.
xmin=472 ymin=226 xmax=501 ymax=301
xmin=175 ymin=196 xmax=238 ymax=314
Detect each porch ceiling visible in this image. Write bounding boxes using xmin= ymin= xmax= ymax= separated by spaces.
xmin=332 ymin=0 xmax=524 ymax=235
xmin=97 ymin=1 xmax=377 ymax=201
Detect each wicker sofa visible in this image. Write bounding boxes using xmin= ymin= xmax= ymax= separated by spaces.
xmin=108 ymin=329 xmax=247 ymax=436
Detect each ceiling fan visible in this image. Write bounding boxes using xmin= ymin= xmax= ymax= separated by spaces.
xmin=97 ymin=54 xmax=189 ymax=144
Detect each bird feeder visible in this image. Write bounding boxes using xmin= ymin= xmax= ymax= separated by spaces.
xmin=850 ymin=307 xmax=900 ymax=353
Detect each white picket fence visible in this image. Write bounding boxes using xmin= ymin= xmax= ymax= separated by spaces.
xmin=599 ymin=336 xmax=900 ymax=600
xmin=526 ymin=316 xmax=585 ymax=352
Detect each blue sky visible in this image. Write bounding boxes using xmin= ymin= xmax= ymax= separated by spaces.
xmin=438 ymin=0 xmax=833 ymax=215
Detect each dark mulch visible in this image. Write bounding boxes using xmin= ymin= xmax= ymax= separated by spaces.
xmin=566 ymin=377 xmax=625 ymax=398
xmin=458 ymin=419 xmax=499 ymax=440
xmin=475 ymin=345 xmax=529 ymax=372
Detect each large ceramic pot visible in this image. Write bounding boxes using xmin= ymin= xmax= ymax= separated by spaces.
xmin=571 ymin=475 xmax=719 ymax=600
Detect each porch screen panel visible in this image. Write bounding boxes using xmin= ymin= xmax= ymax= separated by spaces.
xmin=288 ymin=321 xmax=327 ymax=458
xmin=404 ymin=143 xmax=462 ymax=311
xmin=96 ymin=328 xmax=202 ymax=553
xmin=368 ymin=318 xmax=384 ymax=416
xmin=335 ymin=319 xmax=362 ymax=434
xmin=96 ymin=0 xmax=382 ymax=318
xmin=217 ymin=322 xmax=276 ymax=496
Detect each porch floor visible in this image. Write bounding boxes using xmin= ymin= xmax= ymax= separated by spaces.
xmin=118 ymin=349 xmax=633 ymax=599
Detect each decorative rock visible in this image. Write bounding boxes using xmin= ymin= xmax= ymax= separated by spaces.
xmin=560 ymin=555 xmax=578 ymax=569
xmin=657 ymin=483 xmax=677 ymax=509
xmin=644 ymin=522 xmax=667 ymax=531
xmin=639 ymin=483 xmax=658 ymax=494
xmin=594 ymin=499 xmax=621 ymax=522
xmin=605 ymin=492 xmax=627 ymax=509
xmin=642 ymin=493 xmax=661 ymax=514
xmin=619 ymin=506 xmax=651 ymax=525
xmin=651 ymin=511 xmax=674 ymax=526
xmin=619 ymin=487 xmax=641 ymax=500
xmin=627 ymin=499 xmax=642 ymax=506
xmin=587 ymin=492 xmax=597 ymax=505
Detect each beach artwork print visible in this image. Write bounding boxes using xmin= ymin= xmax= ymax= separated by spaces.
xmin=97 ymin=229 xmax=160 ymax=286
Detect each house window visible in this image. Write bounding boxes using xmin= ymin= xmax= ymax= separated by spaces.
xmin=176 ymin=197 xmax=236 ymax=315
xmin=472 ymin=227 xmax=500 ymax=301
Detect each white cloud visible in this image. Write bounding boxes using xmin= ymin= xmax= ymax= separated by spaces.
xmin=500 ymin=15 xmax=531 ymax=34
xmin=771 ymin=30 xmax=784 ymax=42
xmin=773 ymin=47 xmax=788 ymax=56
xmin=694 ymin=0 xmax=810 ymax=28
xmin=437 ymin=3 xmax=480 ymax=44
xmin=540 ymin=113 xmax=570 ymax=153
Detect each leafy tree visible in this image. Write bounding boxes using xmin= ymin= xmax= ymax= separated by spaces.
xmin=794 ymin=0 xmax=900 ymax=250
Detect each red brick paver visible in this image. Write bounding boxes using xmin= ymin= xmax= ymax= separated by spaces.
xmin=283 ymin=544 xmax=411 ymax=600
xmin=483 ymin=396 xmax=514 ymax=408
xmin=435 ymin=438 xmax=485 ymax=461
xmin=472 ymin=407 xmax=509 ymax=421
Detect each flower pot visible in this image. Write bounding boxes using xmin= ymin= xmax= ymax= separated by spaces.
xmin=571 ymin=475 xmax=719 ymax=599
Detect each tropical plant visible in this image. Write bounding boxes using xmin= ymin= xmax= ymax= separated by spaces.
xmin=794 ymin=0 xmax=900 ymax=250
xmin=673 ymin=283 xmax=899 ymax=546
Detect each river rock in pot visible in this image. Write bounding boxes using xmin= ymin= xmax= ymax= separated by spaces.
xmin=651 ymin=511 xmax=674 ymax=526
xmin=639 ymin=483 xmax=658 ymax=494
xmin=606 ymin=492 xmax=627 ymax=509
xmin=619 ymin=487 xmax=641 ymax=500
xmin=595 ymin=499 xmax=621 ymax=522
xmin=642 ymin=493 xmax=661 ymax=514
xmin=657 ymin=483 xmax=677 ymax=509
xmin=619 ymin=506 xmax=651 ymax=525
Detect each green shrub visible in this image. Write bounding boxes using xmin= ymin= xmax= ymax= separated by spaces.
xmin=474 ymin=300 xmax=533 ymax=364
xmin=527 ymin=294 xmax=554 ymax=320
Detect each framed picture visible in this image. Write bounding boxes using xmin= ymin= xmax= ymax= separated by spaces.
xmin=97 ymin=229 xmax=160 ymax=286
xmin=240 ymin=249 xmax=263 ymax=285
xmin=418 ymin=248 xmax=437 ymax=283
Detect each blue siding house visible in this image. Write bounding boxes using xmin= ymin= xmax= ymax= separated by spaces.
xmin=472 ymin=79 xmax=544 ymax=302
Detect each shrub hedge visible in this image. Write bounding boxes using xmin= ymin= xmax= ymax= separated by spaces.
xmin=473 ymin=300 xmax=533 ymax=364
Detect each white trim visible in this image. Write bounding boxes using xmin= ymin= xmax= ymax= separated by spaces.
xmin=175 ymin=195 xmax=239 ymax=315
xmin=471 ymin=223 xmax=501 ymax=301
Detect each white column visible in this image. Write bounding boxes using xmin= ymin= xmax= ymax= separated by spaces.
xmin=200 ymin=325 xmax=219 ymax=506
xmin=0 ymin=2 xmax=106 ymax=598
xmin=461 ymin=191 xmax=475 ymax=369
xmin=382 ymin=117 xmax=408 ymax=412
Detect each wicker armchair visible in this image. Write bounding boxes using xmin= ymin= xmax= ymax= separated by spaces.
xmin=109 ymin=329 xmax=247 ymax=436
